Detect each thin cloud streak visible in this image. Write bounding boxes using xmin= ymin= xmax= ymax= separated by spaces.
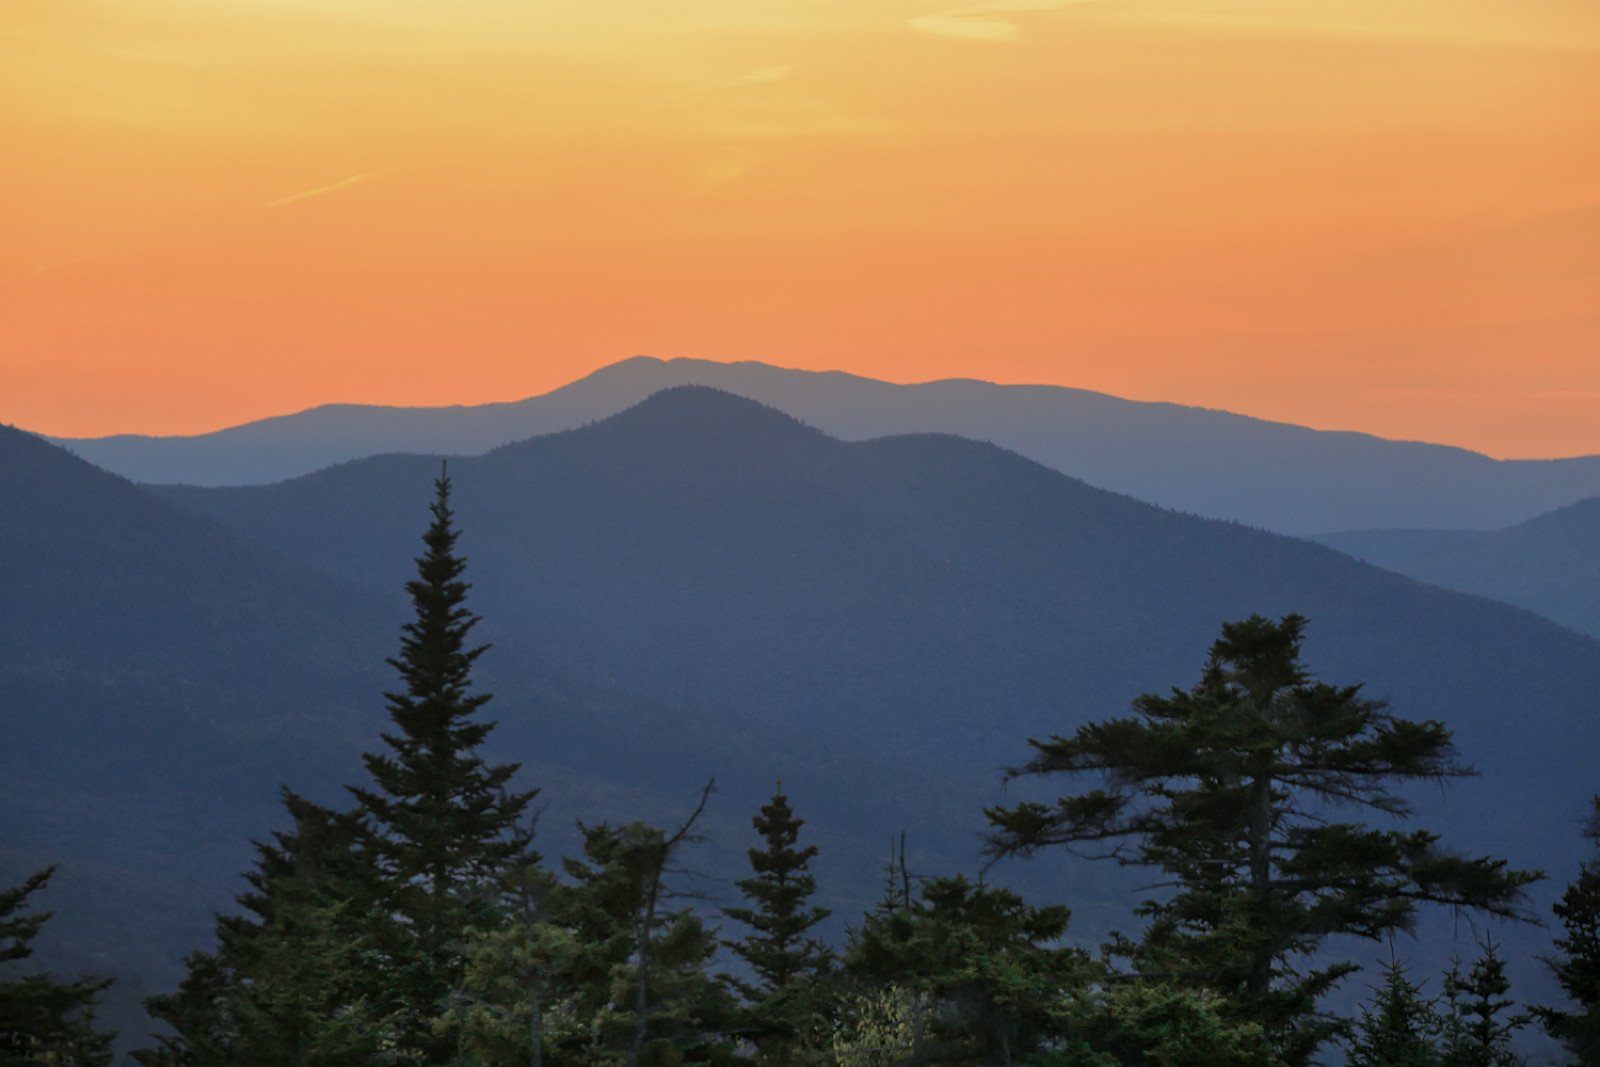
xmin=259 ymin=172 xmax=382 ymax=209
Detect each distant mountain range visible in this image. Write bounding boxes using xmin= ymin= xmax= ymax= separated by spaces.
xmin=1315 ymin=497 xmax=1600 ymax=640
xmin=8 ymin=388 xmax=1600 ymax=1045
xmin=50 ymin=356 xmax=1600 ymax=535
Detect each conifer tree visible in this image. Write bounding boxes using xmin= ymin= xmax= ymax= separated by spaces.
xmin=554 ymin=801 xmax=736 ymax=1067
xmin=985 ymin=614 xmax=1539 ymax=1065
xmin=1538 ymin=797 xmax=1600 ymax=1065
xmin=349 ymin=468 xmax=539 ymax=1063
xmin=722 ymin=786 xmax=833 ymax=1063
xmin=1050 ymin=979 xmax=1281 ymax=1067
xmin=846 ymin=875 xmax=1083 ymax=1067
xmin=1439 ymin=937 xmax=1529 ymax=1067
xmin=0 ymin=867 xmax=115 ymax=1067
xmin=138 ymin=792 xmax=387 ymax=1067
xmin=439 ymin=860 xmax=572 ymax=1067
xmin=1346 ymin=957 xmax=1443 ymax=1067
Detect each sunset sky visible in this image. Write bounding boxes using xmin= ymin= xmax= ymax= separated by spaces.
xmin=3 ymin=0 xmax=1597 ymax=457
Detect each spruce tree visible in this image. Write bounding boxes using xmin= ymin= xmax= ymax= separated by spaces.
xmin=348 ymin=468 xmax=539 ymax=1063
xmin=1538 ymin=797 xmax=1600 ymax=1064
xmin=984 ymin=614 xmax=1539 ymax=1065
xmin=0 ymin=867 xmax=115 ymax=1067
xmin=1439 ymin=936 xmax=1529 ymax=1067
xmin=723 ymin=786 xmax=833 ymax=1063
xmin=1346 ymin=956 xmax=1443 ymax=1067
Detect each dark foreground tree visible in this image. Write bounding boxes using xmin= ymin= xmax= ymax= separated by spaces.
xmin=560 ymin=787 xmax=735 ymax=1067
xmin=142 ymin=470 xmax=537 ymax=1066
xmin=0 ymin=867 xmax=114 ymax=1067
xmin=722 ymin=786 xmax=833 ymax=1064
xmin=985 ymin=614 xmax=1539 ymax=1064
xmin=349 ymin=468 xmax=539 ymax=1063
xmin=139 ymin=792 xmax=388 ymax=1067
xmin=1048 ymin=979 xmax=1281 ymax=1067
xmin=1538 ymin=797 xmax=1600 ymax=1065
xmin=1439 ymin=936 xmax=1529 ymax=1067
xmin=846 ymin=875 xmax=1084 ymax=1067
xmin=1345 ymin=957 xmax=1442 ymax=1067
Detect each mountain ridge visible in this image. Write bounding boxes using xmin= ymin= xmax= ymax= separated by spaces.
xmin=10 ymin=388 xmax=1600 ymax=1038
xmin=49 ymin=357 xmax=1600 ymax=534
xmin=1315 ymin=495 xmax=1600 ymax=639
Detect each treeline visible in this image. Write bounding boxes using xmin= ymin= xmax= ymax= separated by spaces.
xmin=4 ymin=475 xmax=1599 ymax=1066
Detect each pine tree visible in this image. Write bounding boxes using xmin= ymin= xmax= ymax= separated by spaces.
xmin=1538 ymin=797 xmax=1600 ymax=1065
xmin=1346 ymin=956 xmax=1444 ymax=1067
xmin=722 ymin=786 xmax=833 ymax=1064
xmin=984 ymin=614 xmax=1540 ymax=1065
xmin=348 ymin=468 xmax=539 ymax=1063
xmin=1439 ymin=936 xmax=1529 ymax=1067
xmin=0 ymin=866 xmax=115 ymax=1067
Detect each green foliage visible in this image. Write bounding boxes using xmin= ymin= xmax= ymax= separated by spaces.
xmin=350 ymin=470 xmax=539 ymax=1062
xmin=142 ymin=471 xmax=536 ymax=1067
xmin=138 ymin=793 xmax=392 ymax=1067
xmin=1044 ymin=978 xmax=1281 ymax=1067
xmin=562 ymin=817 xmax=737 ymax=1067
xmin=437 ymin=862 xmax=575 ymax=1067
xmin=0 ymin=867 xmax=114 ymax=1067
xmin=985 ymin=614 xmax=1540 ymax=1064
xmin=847 ymin=874 xmax=1085 ymax=1066
xmin=722 ymin=786 xmax=833 ymax=1064
xmin=826 ymin=985 xmax=917 ymax=1067
xmin=444 ymin=815 xmax=737 ymax=1067
xmin=1538 ymin=798 xmax=1600 ymax=1065
xmin=1345 ymin=957 xmax=1443 ymax=1067
xmin=1439 ymin=937 xmax=1529 ymax=1067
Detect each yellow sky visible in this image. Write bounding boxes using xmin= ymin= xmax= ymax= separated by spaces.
xmin=2 ymin=0 xmax=1597 ymax=455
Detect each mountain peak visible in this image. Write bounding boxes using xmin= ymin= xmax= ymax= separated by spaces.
xmin=508 ymin=384 xmax=829 ymax=458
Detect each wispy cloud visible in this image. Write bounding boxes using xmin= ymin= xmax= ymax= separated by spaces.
xmin=259 ymin=172 xmax=382 ymax=209
xmin=910 ymin=0 xmax=1099 ymax=43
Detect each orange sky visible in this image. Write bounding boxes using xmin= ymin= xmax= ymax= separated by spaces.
xmin=2 ymin=0 xmax=1597 ymax=457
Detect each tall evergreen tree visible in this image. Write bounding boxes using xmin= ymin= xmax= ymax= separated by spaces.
xmin=985 ymin=614 xmax=1539 ymax=1065
xmin=1538 ymin=797 xmax=1600 ymax=1065
xmin=0 ymin=866 xmax=115 ymax=1067
xmin=348 ymin=468 xmax=539 ymax=1063
xmin=722 ymin=786 xmax=833 ymax=1063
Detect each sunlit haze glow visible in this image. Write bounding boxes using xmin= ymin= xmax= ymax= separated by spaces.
xmin=3 ymin=0 xmax=1597 ymax=456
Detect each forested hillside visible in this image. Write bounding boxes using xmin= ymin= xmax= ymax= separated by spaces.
xmin=7 ymin=392 xmax=1600 ymax=1059
xmin=1317 ymin=497 xmax=1600 ymax=639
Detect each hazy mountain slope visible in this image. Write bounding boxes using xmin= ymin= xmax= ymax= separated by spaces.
xmin=0 ymin=421 xmax=1019 ymax=1033
xmin=15 ymin=395 xmax=1600 ymax=1042
xmin=0 ymin=423 xmax=398 ymax=1037
xmin=57 ymin=356 xmax=1600 ymax=533
xmin=154 ymin=388 xmax=1600 ymax=890
xmin=1316 ymin=497 xmax=1600 ymax=639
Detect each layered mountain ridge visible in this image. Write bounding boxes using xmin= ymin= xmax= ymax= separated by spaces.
xmin=52 ymin=356 xmax=1600 ymax=534
xmin=6 ymin=388 xmax=1599 ymax=1039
